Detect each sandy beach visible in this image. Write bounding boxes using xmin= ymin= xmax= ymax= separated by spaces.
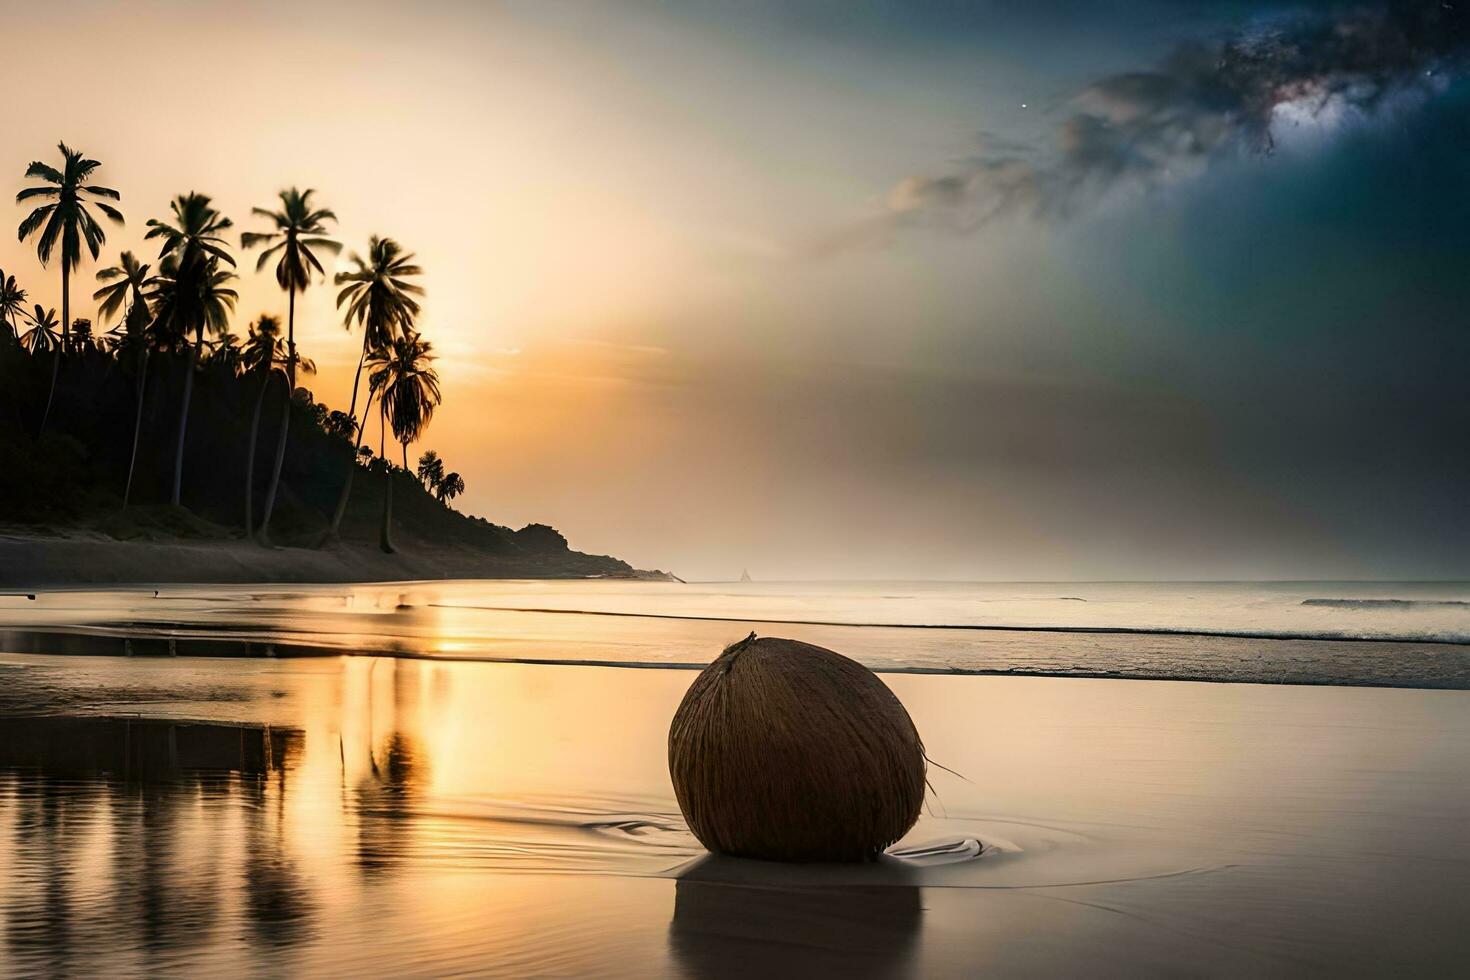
xmin=0 ymin=530 xmax=670 ymax=588
xmin=2 ymin=608 xmax=1468 ymax=976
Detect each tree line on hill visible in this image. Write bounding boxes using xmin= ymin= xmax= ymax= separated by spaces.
xmin=1 ymin=141 xmax=470 ymax=552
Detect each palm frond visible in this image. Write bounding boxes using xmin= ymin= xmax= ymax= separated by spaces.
xmin=253 ymin=240 xmax=288 ymax=271
xmin=92 ymin=201 xmax=124 ymax=223
xmin=23 ymin=162 xmax=64 ymax=184
xmin=35 ymin=207 xmax=66 ymax=265
xmin=17 ymin=205 xmax=55 ymax=242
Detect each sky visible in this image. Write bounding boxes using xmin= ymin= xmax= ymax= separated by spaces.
xmin=4 ymin=0 xmax=1469 ymax=580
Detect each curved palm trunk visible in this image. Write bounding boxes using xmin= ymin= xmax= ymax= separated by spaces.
xmin=346 ymin=332 xmax=369 ymax=423
xmin=122 ymin=348 xmax=150 ymax=507
xmin=171 ymin=332 xmax=202 ymax=507
xmin=322 ymin=388 xmax=374 ymax=545
xmin=257 ymin=377 xmax=291 ymax=544
xmin=40 ymin=264 xmax=72 ymax=436
xmin=379 ymin=410 xmax=395 ymax=554
xmin=322 ymin=335 xmax=373 ymax=542
xmin=37 ymin=349 xmax=61 ymax=437
xmin=244 ymin=370 xmax=273 ymax=535
xmin=258 ymin=289 xmax=298 ymax=544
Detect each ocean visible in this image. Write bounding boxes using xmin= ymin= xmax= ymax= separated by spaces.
xmin=4 ymin=579 xmax=1470 ymax=687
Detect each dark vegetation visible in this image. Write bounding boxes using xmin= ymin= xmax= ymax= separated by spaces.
xmin=2 ymin=340 xmax=499 ymax=547
xmin=0 ymin=141 xmax=657 ymax=579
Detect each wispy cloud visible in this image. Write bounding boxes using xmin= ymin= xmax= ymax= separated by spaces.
xmin=814 ymin=2 xmax=1469 ymax=254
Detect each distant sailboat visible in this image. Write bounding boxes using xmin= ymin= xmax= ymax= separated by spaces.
xmin=740 ymin=568 xmax=752 ymax=583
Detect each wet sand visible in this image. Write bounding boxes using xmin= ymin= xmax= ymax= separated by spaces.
xmin=1 ymin=651 xmax=1467 ymax=977
xmin=0 ymin=532 xmax=666 ymax=588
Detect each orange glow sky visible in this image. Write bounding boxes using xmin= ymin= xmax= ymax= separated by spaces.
xmin=7 ymin=0 xmax=1470 ymax=581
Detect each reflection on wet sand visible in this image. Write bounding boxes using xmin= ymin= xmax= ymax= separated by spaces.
xmin=1 ymin=650 xmax=1469 ymax=976
xmin=0 ymin=716 xmax=296 ymax=778
xmin=242 ymin=759 xmax=318 ymax=959
xmin=354 ymin=661 xmax=429 ymax=876
xmin=0 ymin=718 xmax=311 ymax=975
xmin=670 ymin=855 xmax=922 ymax=979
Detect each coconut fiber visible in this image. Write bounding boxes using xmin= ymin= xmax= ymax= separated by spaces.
xmin=668 ymin=633 xmax=927 ymax=862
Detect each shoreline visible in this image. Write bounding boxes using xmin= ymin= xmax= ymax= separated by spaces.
xmin=8 ymin=636 xmax=1470 ymax=691
xmin=0 ymin=530 xmax=676 ymax=587
xmin=416 ymin=601 xmax=1470 ymax=646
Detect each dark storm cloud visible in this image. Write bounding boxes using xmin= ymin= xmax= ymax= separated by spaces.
xmin=820 ymin=1 xmax=1470 ymax=251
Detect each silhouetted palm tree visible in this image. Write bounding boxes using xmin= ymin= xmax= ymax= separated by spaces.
xmin=19 ymin=305 xmax=61 ymax=354
xmin=325 ymin=237 xmax=423 ymax=540
xmin=147 ymin=194 xmax=238 ymax=507
xmin=240 ymin=316 xmax=288 ymax=375
xmin=239 ymin=314 xmax=315 ymax=536
xmin=0 ymin=271 xmax=27 ymax=344
xmin=436 ymin=472 xmax=464 ymax=504
xmin=94 ymin=251 xmax=151 ymax=330
xmin=145 ymin=193 xmax=234 ymax=268
xmin=16 ymin=143 xmax=123 ymax=362
xmin=70 ymin=318 xmax=98 ymax=356
xmin=367 ymin=331 xmax=440 ymax=553
xmin=16 ymin=146 xmax=123 ymax=435
xmin=96 ymin=251 xmax=155 ymax=506
xmin=416 ymin=450 xmax=443 ymax=492
xmin=19 ymin=305 xmax=64 ymax=430
xmin=242 ymin=188 xmax=339 ymax=543
xmin=206 ymin=331 xmax=246 ymax=379
xmin=241 ymin=315 xmax=287 ymax=532
xmin=148 ymin=194 xmax=236 ymax=506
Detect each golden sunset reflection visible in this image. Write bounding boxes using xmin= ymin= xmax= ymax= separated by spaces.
xmin=3 ymin=647 xmax=1469 ymax=975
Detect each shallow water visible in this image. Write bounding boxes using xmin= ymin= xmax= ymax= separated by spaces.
xmin=1 ymin=649 xmax=1468 ymax=977
xmin=5 ymin=579 xmax=1470 ymax=687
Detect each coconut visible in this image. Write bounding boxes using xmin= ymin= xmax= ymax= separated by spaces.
xmin=668 ymin=633 xmax=926 ymax=863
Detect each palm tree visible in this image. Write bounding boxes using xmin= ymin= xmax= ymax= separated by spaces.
xmin=241 ymin=317 xmax=291 ymax=375
xmin=147 ymin=193 xmax=236 ymax=506
xmin=148 ymin=242 xmax=237 ymax=510
xmin=416 ymin=450 xmax=443 ymax=492
xmin=16 ymin=142 xmax=123 ymax=362
xmin=94 ymin=251 xmax=151 ymax=328
xmin=70 ymin=318 xmax=97 ymax=356
xmin=239 ymin=314 xmax=314 ymax=536
xmin=94 ymin=251 xmax=154 ymax=506
xmin=145 ymin=192 xmax=234 ymax=268
xmin=436 ymin=472 xmax=464 ymax=504
xmin=0 ymin=271 xmax=27 ymax=344
xmin=241 ymin=315 xmax=287 ymax=533
xmin=241 ymin=188 xmax=339 ymax=544
xmin=16 ymin=145 xmax=122 ymax=437
xmin=367 ymin=331 xmax=440 ymax=553
xmin=324 ymin=237 xmax=423 ymax=540
xmin=19 ymin=305 xmax=61 ymax=354
xmin=19 ymin=305 xmax=64 ymax=429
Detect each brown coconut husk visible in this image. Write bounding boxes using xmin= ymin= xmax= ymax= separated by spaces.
xmin=668 ymin=633 xmax=927 ymax=863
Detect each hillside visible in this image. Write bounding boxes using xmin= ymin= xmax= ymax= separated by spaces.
xmin=0 ymin=341 xmax=672 ymax=586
